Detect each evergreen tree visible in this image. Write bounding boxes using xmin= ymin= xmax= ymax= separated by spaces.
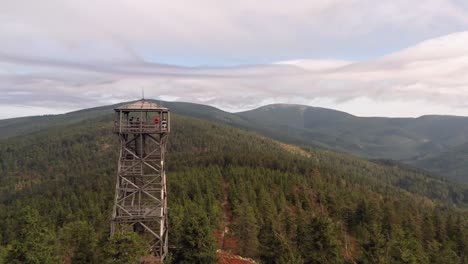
xmin=103 ymin=232 xmax=147 ymax=264
xmin=59 ymin=220 xmax=98 ymax=263
xmin=298 ymin=216 xmax=343 ymax=264
xmin=237 ymin=202 xmax=260 ymax=258
xmin=0 ymin=246 xmax=6 ymax=263
xmin=258 ymin=222 xmax=283 ymax=263
xmin=175 ymin=204 xmax=217 ymax=264
xmin=388 ymin=230 xmax=429 ymax=264
xmin=429 ymin=241 xmax=460 ymax=264
xmin=3 ymin=207 xmax=58 ymax=264
xmin=358 ymin=224 xmax=387 ymax=264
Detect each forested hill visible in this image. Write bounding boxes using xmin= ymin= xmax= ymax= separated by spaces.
xmin=0 ymin=111 xmax=467 ymax=263
xmin=414 ymin=142 xmax=468 ymax=184
xmin=2 ymin=100 xmax=468 ymax=184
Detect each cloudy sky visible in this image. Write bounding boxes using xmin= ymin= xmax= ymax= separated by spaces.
xmin=1 ymin=0 xmax=468 ymax=119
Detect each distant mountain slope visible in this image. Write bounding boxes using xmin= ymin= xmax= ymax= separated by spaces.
xmin=235 ymin=105 xmax=468 ymax=184
xmin=413 ymin=142 xmax=468 ymax=183
xmin=237 ymin=104 xmax=468 ymax=160
xmin=2 ymin=100 xmax=468 ymax=183
xmin=0 ymin=105 xmax=112 ymax=139
xmin=0 ymin=100 xmax=245 ymax=140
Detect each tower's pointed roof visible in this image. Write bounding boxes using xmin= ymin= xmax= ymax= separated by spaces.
xmin=115 ymin=99 xmax=167 ymax=111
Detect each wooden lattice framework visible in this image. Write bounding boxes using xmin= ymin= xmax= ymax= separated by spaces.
xmin=111 ymin=99 xmax=170 ymax=261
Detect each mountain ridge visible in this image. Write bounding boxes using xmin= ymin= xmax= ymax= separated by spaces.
xmin=2 ymin=100 xmax=468 ymax=183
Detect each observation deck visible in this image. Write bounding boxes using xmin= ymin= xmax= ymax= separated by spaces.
xmin=113 ymin=99 xmax=170 ymax=134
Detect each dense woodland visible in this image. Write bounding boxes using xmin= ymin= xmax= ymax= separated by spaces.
xmin=3 ymin=101 xmax=468 ymax=184
xmin=0 ymin=114 xmax=467 ymax=263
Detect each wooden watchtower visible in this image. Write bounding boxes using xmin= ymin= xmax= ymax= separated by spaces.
xmin=111 ymin=99 xmax=170 ymax=261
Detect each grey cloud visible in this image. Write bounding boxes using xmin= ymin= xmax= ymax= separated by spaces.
xmin=2 ymin=30 xmax=468 ymax=117
xmin=1 ymin=0 xmax=468 ymax=62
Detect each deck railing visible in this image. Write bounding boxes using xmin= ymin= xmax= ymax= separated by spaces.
xmin=113 ymin=121 xmax=169 ymax=133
